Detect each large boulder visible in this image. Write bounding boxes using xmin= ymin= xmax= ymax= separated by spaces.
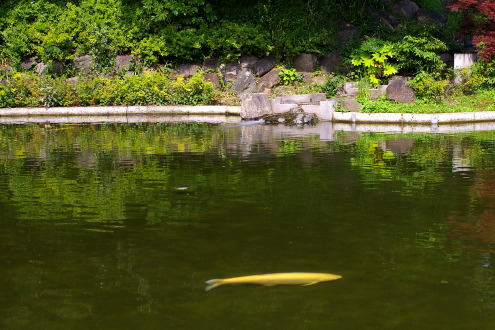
xmin=293 ymin=53 xmax=317 ymax=72
xmin=0 ymin=65 xmax=13 ymax=74
xmin=204 ymin=72 xmax=221 ymax=89
xmin=73 ymin=55 xmax=94 ymax=75
xmin=202 ymin=57 xmax=220 ymax=70
xmin=386 ymin=76 xmax=416 ymax=103
xmin=20 ymin=57 xmax=37 ymax=71
xmin=231 ymin=69 xmax=256 ymax=94
xmin=240 ymin=93 xmax=272 ymax=119
xmin=320 ymin=52 xmax=344 ymax=74
xmin=35 ymin=61 xmax=64 ymax=75
xmin=416 ymin=9 xmax=447 ymax=26
xmin=374 ymin=10 xmax=401 ymax=30
xmin=254 ymin=56 xmax=276 ymax=77
xmin=338 ymin=22 xmax=358 ymax=45
xmin=393 ymin=0 xmax=419 ymax=19
xmin=176 ymin=63 xmax=198 ymax=78
xmin=339 ymin=99 xmax=362 ymax=112
xmin=255 ymin=69 xmax=281 ymax=92
xmin=223 ymin=62 xmax=241 ymax=82
xmin=240 ymin=56 xmax=259 ymax=71
xmin=115 ymin=55 xmax=135 ymax=72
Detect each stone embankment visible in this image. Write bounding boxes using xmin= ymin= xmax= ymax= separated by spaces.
xmin=240 ymin=90 xmax=495 ymax=125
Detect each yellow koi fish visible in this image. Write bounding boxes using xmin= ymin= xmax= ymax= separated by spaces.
xmin=205 ymin=272 xmax=341 ymax=291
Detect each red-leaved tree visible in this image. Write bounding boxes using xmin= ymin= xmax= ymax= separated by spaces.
xmin=449 ymin=0 xmax=495 ymax=61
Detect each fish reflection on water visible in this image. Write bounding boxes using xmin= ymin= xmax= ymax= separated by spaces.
xmin=205 ymin=272 xmax=342 ymax=291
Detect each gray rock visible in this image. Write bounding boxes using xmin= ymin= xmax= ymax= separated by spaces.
xmin=176 ymin=63 xmax=197 ymax=78
xmin=312 ymin=76 xmax=327 ymax=85
xmin=20 ymin=57 xmax=37 ymax=70
xmin=293 ymin=53 xmax=317 ymax=72
xmin=240 ymin=93 xmax=272 ymax=119
xmin=416 ymin=9 xmax=447 ymax=26
xmin=34 ymin=61 xmax=65 ymax=75
xmin=300 ymin=72 xmax=313 ymax=84
xmin=320 ymin=52 xmax=344 ymax=74
xmin=231 ymin=69 xmax=256 ymax=94
xmin=386 ymin=76 xmax=416 ymax=103
xmin=202 ymin=57 xmax=220 ymax=70
xmin=115 ymin=55 xmax=135 ymax=72
xmin=254 ymin=56 xmax=276 ymax=77
xmin=339 ymin=99 xmax=362 ymax=112
xmin=375 ymin=10 xmax=401 ymax=30
xmin=343 ymin=82 xmax=358 ymax=96
xmin=439 ymin=53 xmax=454 ymax=67
xmin=35 ymin=62 xmax=48 ymax=74
xmin=262 ymin=108 xmax=318 ymax=125
xmin=393 ymin=0 xmax=419 ymax=19
xmin=73 ymin=55 xmax=94 ymax=75
xmin=223 ymin=62 xmax=241 ymax=82
xmin=338 ymin=22 xmax=358 ymax=45
xmin=311 ymin=93 xmax=327 ymax=102
xmin=66 ymin=77 xmax=79 ymax=85
xmin=255 ymin=69 xmax=281 ymax=92
xmin=1 ymin=78 xmax=7 ymax=87
xmin=0 ymin=65 xmax=14 ymax=74
xmin=204 ymin=72 xmax=221 ymax=89
xmin=240 ymin=56 xmax=259 ymax=70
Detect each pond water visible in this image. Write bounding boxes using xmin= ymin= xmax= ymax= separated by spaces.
xmin=1 ymin=121 xmax=495 ymax=329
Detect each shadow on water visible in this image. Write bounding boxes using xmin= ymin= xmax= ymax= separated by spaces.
xmin=1 ymin=122 xmax=495 ymax=328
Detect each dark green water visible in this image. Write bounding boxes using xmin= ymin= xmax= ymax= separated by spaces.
xmin=1 ymin=122 xmax=495 ymax=329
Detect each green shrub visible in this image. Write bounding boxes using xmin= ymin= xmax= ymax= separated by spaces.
xmin=350 ymin=37 xmax=398 ymax=86
xmin=316 ymin=74 xmax=345 ymax=97
xmin=0 ymin=70 xmax=217 ymax=107
xmin=408 ymin=71 xmax=448 ymax=102
xmin=202 ymin=21 xmax=273 ymax=60
xmin=168 ymin=73 xmax=217 ymax=105
xmin=393 ymin=35 xmax=447 ymax=76
xmin=279 ymin=68 xmax=303 ymax=86
xmin=470 ymin=60 xmax=495 ymax=88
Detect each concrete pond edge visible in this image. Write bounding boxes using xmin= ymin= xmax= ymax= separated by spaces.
xmin=0 ymin=105 xmax=241 ymax=117
xmin=2 ymin=104 xmax=495 ymax=126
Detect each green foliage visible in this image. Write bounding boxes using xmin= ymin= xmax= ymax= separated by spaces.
xmin=279 ymin=68 xmax=303 ymax=86
xmin=168 ymin=73 xmax=217 ymax=105
xmin=201 ymin=21 xmax=273 ymax=60
xmin=408 ymin=71 xmax=448 ymax=102
xmin=359 ymin=99 xmax=398 ymax=113
xmin=315 ymin=74 xmax=345 ymax=97
xmin=470 ymin=60 xmax=495 ymax=88
xmin=350 ymin=37 xmax=398 ymax=86
xmin=393 ymin=35 xmax=448 ymax=75
xmin=452 ymin=67 xmax=487 ymax=95
xmin=0 ymin=70 xmax=216 ymax=107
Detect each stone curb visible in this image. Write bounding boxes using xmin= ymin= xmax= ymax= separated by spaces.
xmin=2 ymin=104 xmax=495 ymax=125
xmin=333 ymin=111 xmax=495 ymax=124
xmin=0 ymin=105 xmax=241 ymax=117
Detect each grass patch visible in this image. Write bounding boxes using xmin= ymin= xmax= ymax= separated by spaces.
xmin=359 ymin=89 xmax=495 ymax=113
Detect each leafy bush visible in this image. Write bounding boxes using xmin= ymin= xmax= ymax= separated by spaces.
xmin=393 ymin=35 xmax=447 ymax=75
xmin=279 ymin=68 xmax=303 ymax=85
xmin=470 ymin=60 xmax=495 ymax=87
xmin=316 ymin=74 xmax=345 ymax=97
xmin=202 ymin=21 xmax=273 ymax=60
xmin=408 ymin=71 xmax=448 ymax=102
xmin=0 ymin=70 xmax=217 ymax=107
xmin=168 ymin=73 xmax=217 ymax=105
xmin=350 ymin=37 xmax=398 ymax=86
